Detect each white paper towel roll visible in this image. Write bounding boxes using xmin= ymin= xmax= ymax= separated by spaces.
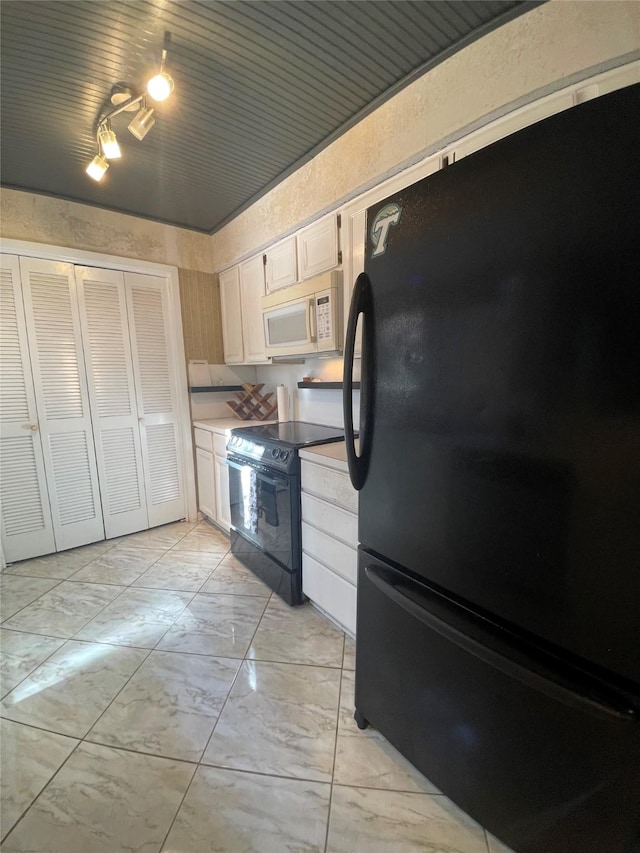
xmin=277 ymin=385 xmax=289 ymax=422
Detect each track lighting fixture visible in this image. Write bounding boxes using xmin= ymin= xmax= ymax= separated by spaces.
xmin=84 ymin=32 xmax=174 ymax=181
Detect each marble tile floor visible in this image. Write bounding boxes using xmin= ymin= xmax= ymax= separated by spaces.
xmin=0 ymin=520 xmax=514 ymax=853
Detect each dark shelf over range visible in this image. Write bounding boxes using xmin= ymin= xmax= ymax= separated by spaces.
xmin=297 ymin=381 xmax=361 ymax=390
xmin=189 ymin=385 xmax=244 ymax=393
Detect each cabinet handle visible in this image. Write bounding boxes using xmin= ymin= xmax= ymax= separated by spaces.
xmin=30 ymin=423 xmax=39 ymax=432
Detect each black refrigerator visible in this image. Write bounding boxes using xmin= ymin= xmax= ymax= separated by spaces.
xmin=342 ymin=84 xmax=640 ymax=853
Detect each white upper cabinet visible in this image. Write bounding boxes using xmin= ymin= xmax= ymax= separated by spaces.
xmin=0 ymin=254 xmax=56 ymax=562
xmin=265 ymin=235 xmax=297 ymax=293
xmin=76 ymin=266 xmax=148 ymax=539
xmin=219 ymin=266 xmax=244 ymax=364
xmin=19 ymin=256 xmax=105 ymax=551
xmin=297 ymin=213 xmax=339 ymax=280
xmin=239 ymin=255 xmax=268 ymax=363
xmin=220 ymin=256 xmax=268 ymax=364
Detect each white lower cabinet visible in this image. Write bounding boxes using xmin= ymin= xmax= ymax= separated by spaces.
xmin=195 ymin=447 xmax=215 ymax=521
xmin=300 ymin=450 xmax=358 ymax=636
xmin=192 ymin=423 xmax=236 ymax=532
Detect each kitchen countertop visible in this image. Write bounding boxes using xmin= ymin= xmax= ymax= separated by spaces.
xmin=193 ymin=418 xmax=277 ymax=434
xmin=300 ymin=440 xmax=357 ymax=474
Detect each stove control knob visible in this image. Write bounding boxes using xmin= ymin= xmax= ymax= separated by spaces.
xmin=281 ymin=450 xmax=290 ymax=462
xmin=271 ymin=448 xmax=279 ymax=458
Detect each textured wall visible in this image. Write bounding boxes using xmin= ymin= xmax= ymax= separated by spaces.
xmin=209 ymin=1 xmax=640 ymax=271
xmin=0 ymin=189 xmax=214 ymax=273
xmin=178 ymin=269 xmax=224 ymax=364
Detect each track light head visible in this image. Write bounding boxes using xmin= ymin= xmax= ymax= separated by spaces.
xmin=86 ymin=154 xmax=109 ymax=181
xmin=98 ymin=124 xmax=121 ymax=159
xmin=147 ymin=71 xmax=174 ymax=102
xmin=128 ymin=106 xmax=155 ymax=141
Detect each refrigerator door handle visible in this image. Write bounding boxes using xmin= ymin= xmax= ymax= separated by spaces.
xmin=365 ymin=564 xmax=637 ymax=723
xmin=343 ymin=272 xmax=373 ymax=490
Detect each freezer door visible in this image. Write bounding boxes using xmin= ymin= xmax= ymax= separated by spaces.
xmin=355 ymin=549 xmax=640 ymax=853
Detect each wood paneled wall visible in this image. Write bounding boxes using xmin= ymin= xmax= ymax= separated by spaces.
xmin=178 ymin=268 xmax=224 ymax=364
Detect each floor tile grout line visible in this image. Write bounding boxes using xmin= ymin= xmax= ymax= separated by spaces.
xmin=324 ymin=637 xmax=345 ymax=853
xmin=0 ymin=633 xmax=67 ymax=703
xmin=196 ymin=589 xmax=272 ymax=760
xmin=66 ymin=550 xmax=202 ymax=648
xmin=0 ymin=727 xmax=85 ymax=845
xmin=60 ymin=542 xmax=220 ymax=752
xmin=2 ymin=539 xmax=196 ymax=739
xmin=0 ymin=576 xmax=66 ymax=625
xmin=65 ymin=536 xmax=182 ymax=587
xmin=157 ymin=762 xmax=199 ymax=852
xmin=0 ymin=712 xmax=450 ymax=797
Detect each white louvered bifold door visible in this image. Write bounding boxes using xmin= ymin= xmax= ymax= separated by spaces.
xmin=0 ymin=255 xmax=56 ymax=562
xmin=125 ymin=273 xmax=185 ymax=527
xmin=19 ymin=257 xmax=104 ymax=551
xmin=76 ymin=266 xmax=148 ymax=539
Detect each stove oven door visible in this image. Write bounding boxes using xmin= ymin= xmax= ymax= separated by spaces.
xmin=226 ymin=456 xmax=294 ymax=570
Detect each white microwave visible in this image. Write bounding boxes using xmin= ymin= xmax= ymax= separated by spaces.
xmin=262 ymin=271 xmax=342 ymax=357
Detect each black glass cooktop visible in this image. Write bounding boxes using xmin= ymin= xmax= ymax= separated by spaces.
xmin=232 ymin=421 xmax=345 ymax=449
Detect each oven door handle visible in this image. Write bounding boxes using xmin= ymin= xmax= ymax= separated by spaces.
xmin=225 ymin=457 xmax=286 ymax=489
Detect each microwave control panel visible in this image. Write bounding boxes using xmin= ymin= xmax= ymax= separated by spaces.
xmin=316 ymin=293 xmax=331 ymax=342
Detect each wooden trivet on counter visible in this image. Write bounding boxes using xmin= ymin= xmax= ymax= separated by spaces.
xmin=226 ymin=383 xmax=278 ymax=420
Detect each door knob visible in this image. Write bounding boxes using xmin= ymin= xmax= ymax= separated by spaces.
xmin=30 ymin=424 xmax=39 ymax=431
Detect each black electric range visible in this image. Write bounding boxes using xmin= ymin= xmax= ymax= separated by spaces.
xmin=226 ymin=421 xmax=345 ymax=604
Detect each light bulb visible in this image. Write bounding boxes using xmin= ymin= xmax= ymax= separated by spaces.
xmin=86 ymin=154 xmax=109 ymax=181
xmin=147 ymin=71 xmax=174 ymax=102
xmin=98 ymin=126 xmax=121 ymax=159
xmin=128 ymin=107 xmax=156 ymax=141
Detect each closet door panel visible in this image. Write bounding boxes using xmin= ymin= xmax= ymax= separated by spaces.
xmin=125 ymin=273 xmax=185 ymax=527
xmin=76 ymin=266 xmax=148 ymax=538
xmin=0 ymin=255 xmax=56 ymax=561
xmin=19 ymin=257 xmax=104 ymax=550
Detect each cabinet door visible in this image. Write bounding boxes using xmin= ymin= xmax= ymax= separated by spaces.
xmin=196 ymin=447 xmax=215 ymax=520
xmin=0 ymin=255 xmax=56 ymax=561
xmin=76 ymin=266 xmax=148 ymax=539
xmin=297 ymin=214 xmax=339 ymax=280
xmin=214 ymin=453 xmax=231 ymax=532
xmin=125 ymin=273 xmax=185 ymax=528
xmin=19 ymin=257 xmax=104 ymax=551
xmin=265 ymin=236 xmax=297 ymax=293
xmin=219 ymin=266 xmax=244 ymax=364
xmin=239 ymin=255 xmax=268 ymax=363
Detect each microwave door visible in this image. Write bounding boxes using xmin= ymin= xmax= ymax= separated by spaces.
xmin=264 ymin=298 xmax=315 ymax=356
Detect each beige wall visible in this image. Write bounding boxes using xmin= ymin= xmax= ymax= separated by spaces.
xmin=178 ymin=269 xmax=224 ymax=364
xmin=0 ymin=189 xmax=214 ymax=273
xmin=209 ymin=1 xmax=640 ymax=271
